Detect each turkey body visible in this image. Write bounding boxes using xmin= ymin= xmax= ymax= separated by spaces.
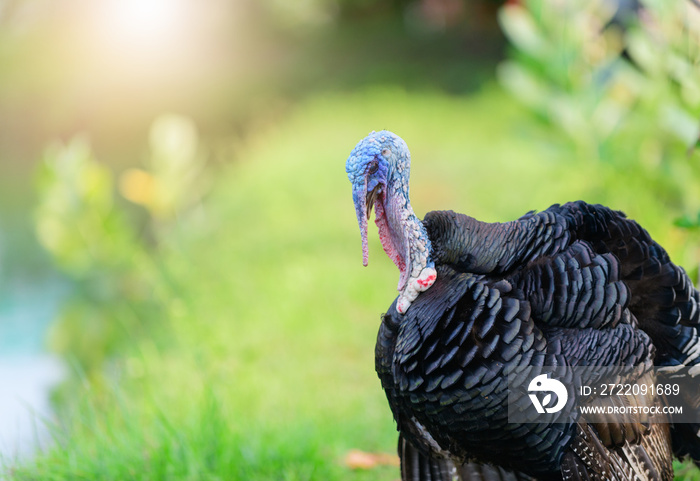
xmin=376 ymin=201 xmax=700 ymax=481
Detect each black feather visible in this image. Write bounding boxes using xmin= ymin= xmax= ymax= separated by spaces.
xmin=373 ymin=201 xmax=700 ymax=481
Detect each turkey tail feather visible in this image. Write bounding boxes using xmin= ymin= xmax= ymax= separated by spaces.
xmin=399 ymin=435 xmax=535 ymax=481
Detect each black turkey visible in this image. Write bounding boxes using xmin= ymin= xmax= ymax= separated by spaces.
xmin=345 ymin=130 xmax=700 ymax=481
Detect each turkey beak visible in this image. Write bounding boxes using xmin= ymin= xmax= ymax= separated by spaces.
xmin=366 ymin=184 xmax=381 ymax=220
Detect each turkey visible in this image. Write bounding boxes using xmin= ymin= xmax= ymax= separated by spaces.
xmin=345 ymin=130 xmax=700 ymax=481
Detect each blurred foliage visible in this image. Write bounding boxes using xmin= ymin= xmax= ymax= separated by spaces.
xmin=675 ymin=212 xmax=700 ymax=229
xmin=119 ymin=115 xmax=210 ymax=222
xmin=498 ymin=0 xmax=700 ymax=232
xmin=259 ymin=0 xmax=502 ymax=29
xmin=35 ymin=138 xmax=133 ymax=276
xmin=0 ymin=0 xmax=503 ymax=174
xmin=33 ymin=115 xmax=208 ymax=373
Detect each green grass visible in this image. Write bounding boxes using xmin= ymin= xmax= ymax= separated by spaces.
xmin=11 ymin=85 xmax=700 ymax=479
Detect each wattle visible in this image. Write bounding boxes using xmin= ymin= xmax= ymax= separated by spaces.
xmin=374 ymin=196 xmax=409 ymax=291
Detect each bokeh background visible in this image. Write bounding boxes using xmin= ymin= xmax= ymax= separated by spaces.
xmin=0 ymin=0 xmax=699 ymax=479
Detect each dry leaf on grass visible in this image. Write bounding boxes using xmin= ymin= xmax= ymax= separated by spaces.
xmin=344 ymin=449 xmax=400 ymax=469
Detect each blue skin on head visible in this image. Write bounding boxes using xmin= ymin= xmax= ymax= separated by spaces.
xmin=345 ymin=131 xmax=407 ymax=267
xmin=346 ymin=130 xmax=437 ymax=313
xmin=345 ymin=130 xmax=398 ymax=196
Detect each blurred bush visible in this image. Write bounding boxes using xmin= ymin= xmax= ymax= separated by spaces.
xmin=119 ymin=114 xmax=210 ymax=223
xmin=34 ymin=115 xmax=208 ymax=373
xmin=498 ymin=0 xmax=700 ymax=235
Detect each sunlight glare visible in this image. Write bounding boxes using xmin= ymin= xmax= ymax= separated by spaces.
xmin=99 ymin=0 xmax=187 ymax=51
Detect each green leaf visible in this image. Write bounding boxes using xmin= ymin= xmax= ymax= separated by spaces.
xmin=661 ymin=105 xmax=700 ymax=147
xmin=498 ymin=5 xmax=549 ymax=60
xmin=674 ymin=213 xmax=700 ymax=229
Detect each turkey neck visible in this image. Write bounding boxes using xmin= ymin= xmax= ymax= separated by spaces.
xmin=424 ymin=209 xmax=570 ymax=275
xmin=377 ymin=166 xmax=433 ymax=293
